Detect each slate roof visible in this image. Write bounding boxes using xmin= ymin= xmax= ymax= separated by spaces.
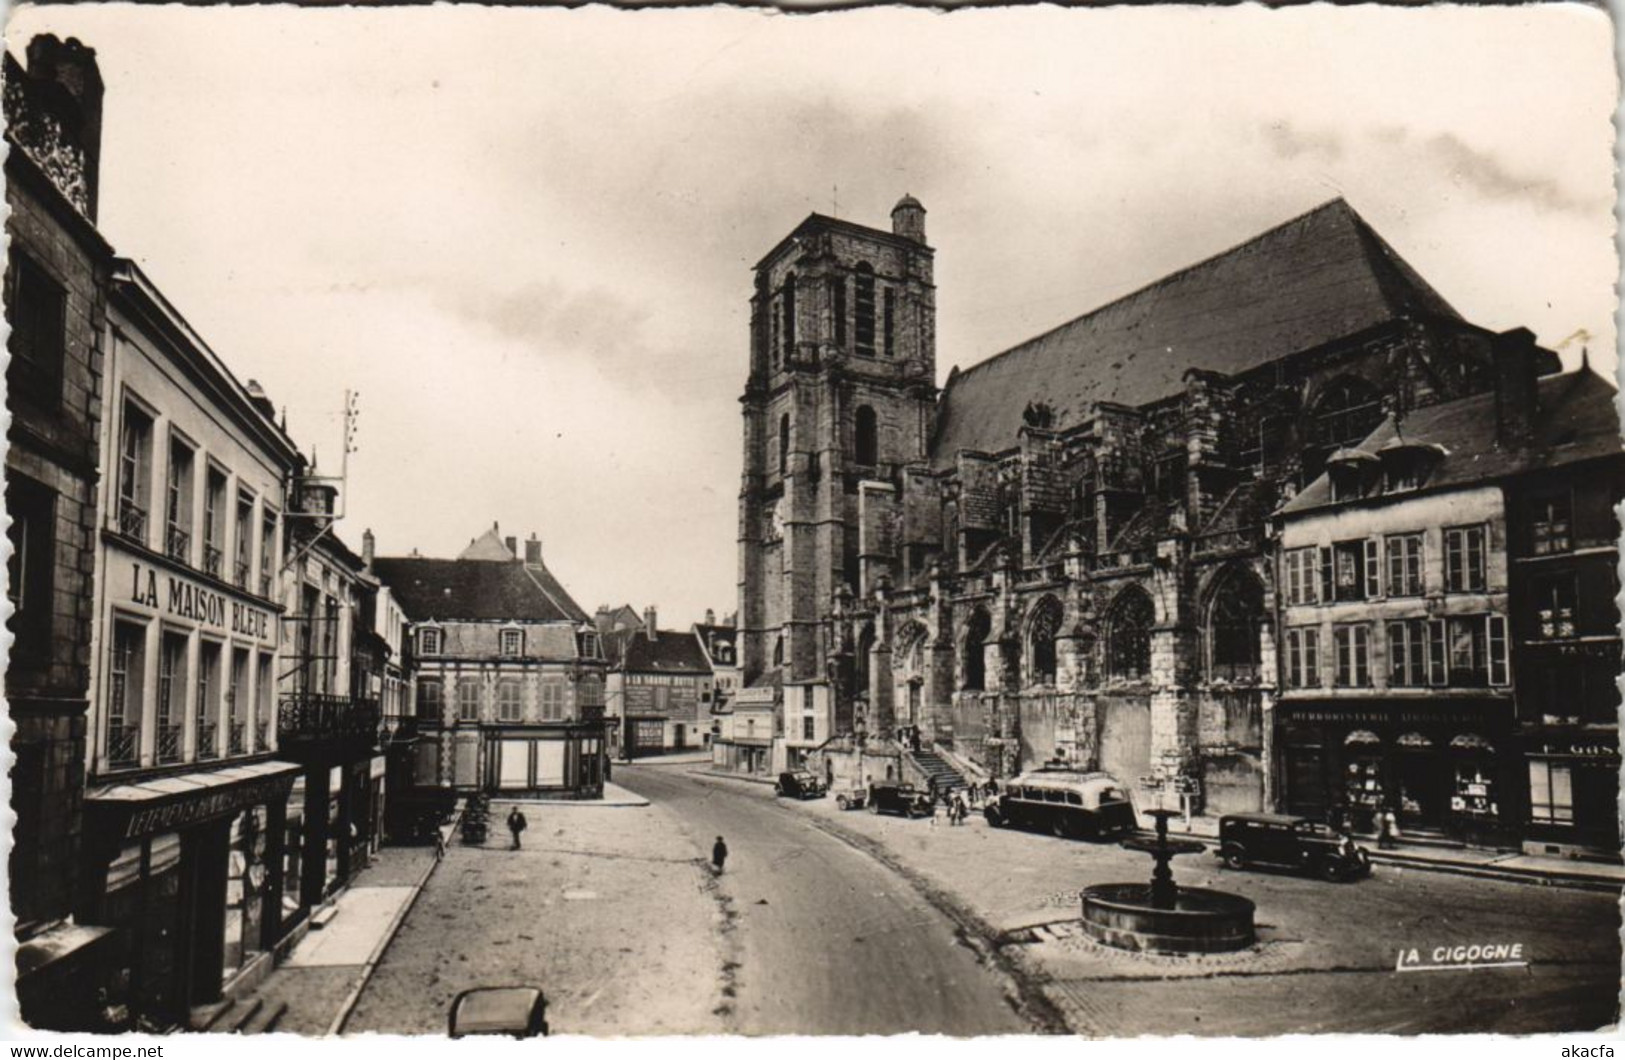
xmin=692 ymin=624 xmax=739 ymax=667
xmin=1283 ymin=367 xmax=1622 ymax=516
xmin=372 ymin=555 xmax=590 ymax=624
xmin=621 ymin=629 xmax=713 ymax=676
xmin=930 ymin=199 xmax=1459 ymax=468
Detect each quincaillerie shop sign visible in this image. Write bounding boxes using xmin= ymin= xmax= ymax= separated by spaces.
xmin=124 ymin=556 xmax=276 ymax=644
xmin=117 ymin=774 xmax=297 ymax=841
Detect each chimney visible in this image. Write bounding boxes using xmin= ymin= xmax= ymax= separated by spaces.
xmin=362 ymin=528 xmax=375 ymax=572
xmin=1492 ymin=328 xmax=1540 ymax=446
xmin=705 ymin=608 xmax=716 ymax=626
xmin=525 ymin=533 xmax=543 ymax=565
xmin=644 ymin=606 xmax=657 ymax=641
xmin=19 ymin=36 xmax=104 ymax=221
xmin=504 ymin=535 xmax=517 ymax=558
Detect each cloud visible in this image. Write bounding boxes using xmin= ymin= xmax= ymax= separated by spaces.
xmin=1261 ymin=120 xmax=1344 ymax=162
xmin=1414 ymin=130 xmax=1601 ymax=215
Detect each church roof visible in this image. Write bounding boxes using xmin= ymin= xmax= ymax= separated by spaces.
xmin=930 ymin=199 xmax=1459 ymax=468
xmin=1283 ymin=367 xmax=1622 ymax=515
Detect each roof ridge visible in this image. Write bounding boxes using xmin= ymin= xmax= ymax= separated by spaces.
xmin=1341 ymin=208 xmax=1461 ymax=321
xmin=945 ymin=197 xmax=1354 ymax=389
xmin=521 ymin=562 xmax=586 ymax=624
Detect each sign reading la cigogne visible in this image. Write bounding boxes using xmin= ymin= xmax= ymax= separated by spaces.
xmin=126 ymin=558 xmax=274 ymax=643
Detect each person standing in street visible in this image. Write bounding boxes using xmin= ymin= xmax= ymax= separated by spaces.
xmin=712 ymin=836 xmax=729 ymax=875
xmin=507 ymin=807 xmax=528 ymax=850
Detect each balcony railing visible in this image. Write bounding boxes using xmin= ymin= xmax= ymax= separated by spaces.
xmin=195 ymin=721 xmax=219 ymax=759
xmin=203 ymin=545 xmax=224 ymax=579
xmin=228 ymin=721 xmax=247 ymax=756
xmin=107 ymin=724 xmax=140 ymax=768
xmin=165 ymin=525 xmax=191 ymax=563
xmin=278 ymin=693 xmax=382 ymax=744
xmin=234 ymin=560 xmax=252 ymax=590
xmin=156 ymin=724 xmax=183 ymax=764
xmin=254 ymin=719 xmax=270 ymax=752
xmin=118 ymin=500 xmax=148 ymax=540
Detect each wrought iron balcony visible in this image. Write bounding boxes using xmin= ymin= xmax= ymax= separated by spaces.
xmin=118 ymin=500 xmax=148 ymax=540
xmin=203 ymin=545 xmax=224 ymax=578
xmin=278 ymin=692 xmax=382 ymax=745
xmin=196 ymin=721 xmax=219 ymax=759
xmin=107 ymin=724 xmax=140 ymax=768
xmin=165 ymin=525 xmax=191 ymax=563
xmin=228 ymin=721 xmax=247 ymax=756
xmin=156 ymin=724 xmax=184 ymax=764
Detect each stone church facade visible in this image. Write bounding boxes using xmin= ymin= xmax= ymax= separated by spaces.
xmin=737 ymin=194 xmax=1555 ymax=820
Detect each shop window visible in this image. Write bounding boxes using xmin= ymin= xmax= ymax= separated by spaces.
xmin=419 ymin=627 xmax=443 ymax=656
xmin=457 ymin=680 xmax=480 ymax=722
xmin=1528 ymin=490 xmax=1573 ymax=555
xmin=1107 ymin=588 xmax=1153 ymax=681
xmin=1386 ymin=620 xmax=1426 ymax=687
xmin=118 ymin=401 xmax=154 ymax=542
xmin=497 ymin=680 xmax=523 ymax=722
xmin=1451 ymin=736 xmax=1497 ymax=818
xmin=854 ymin=263 xmax=876 ymax=356
xmin=107 ymin=622 xmax=145 ymax=768
xmin=541 ymin=679 xmax=566 ymax=721
xmin=1285 ymin=627 xmax=1320 ymax=689
xmin=1528 ymin=760 xmax=1575 ymax=823
xmin=5 ymin=476 xmax=55 ymax=669
xmin=5 ymin=250 xmax=66 ymax=407
xmin=1028 ymin=596 xmax=1062 ymax=686
xmin=578 ymin=631 xmax=600 ymax=659
xmin=961 ymin=609 xmax=990 ymax=691
xmin=1208 ymin=570 xmax=1263 ymax=682
xmin=418 ymin=679 xmax=444 ymax=721
xmin=1385 ymin=533 xmax=1424 ymax=596
xmin=203 ymin=466 xmax=228 ymax=579
xmin=1444 ymin=525 xmax=1487 ymax=593
xmin=165 ymin=437 xmax=195 ymax=564
xmin=1333 ymin=624 xmax=1371 ymax=687
xmin=1531 ymin=574 xmax=1578 ymax=639
xmin=855 ymin=406 xmax=878 ymax=467
xmin=500 ymin=628 xmax=524 ymax=658
xmin=1283 ymin=547 xmax=1318 ymax=605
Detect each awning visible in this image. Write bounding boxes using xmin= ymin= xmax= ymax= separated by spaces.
xmin=87 ymin=759 xmax=302 ymax=842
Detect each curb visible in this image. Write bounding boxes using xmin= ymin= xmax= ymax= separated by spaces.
xmin=690 ymin=769 xmax=777 ymax=787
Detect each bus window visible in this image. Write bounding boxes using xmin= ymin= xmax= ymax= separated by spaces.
xmin=1046 ymin=789 xmax=1065 ymax=804
xmin=1066 ymin=792 xmax=1083 ymax=807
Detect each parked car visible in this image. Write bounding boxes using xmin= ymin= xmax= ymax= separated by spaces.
xmin=983 ymin=769 xmax=1136 ymax=840
xmin=1216 ymin=813 xmax=1372 ymax=882
xmin=834 ymin=786 xmax=869 ymax=811
xmin=775 ymin=770 xmax=827 ymax=799
xmin=448 ymin=987 xmax=549 ymax=1038
xmin=868 ymin=783 xmax=934 ymax=818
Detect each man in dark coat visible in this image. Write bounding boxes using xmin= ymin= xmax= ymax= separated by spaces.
xmin=507 ymin=808 xmax=528 ymax=850
xmin=712 ymin=836 xmax=729 ymax=875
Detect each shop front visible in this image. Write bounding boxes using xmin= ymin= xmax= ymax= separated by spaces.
xmin=485 ymin=722 xmax=607 ymax=798
xmin=1519 ymin=730 xmax=1620 ymax=860
xmin=79 ymin=760 xmax=299 ymax=1023
xmin=1276 ymin=699 xmax=1516 ymax=847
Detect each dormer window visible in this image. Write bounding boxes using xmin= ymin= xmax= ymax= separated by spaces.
xmin=500 ymin=628 xmax=523 ymax=658
xmin=1326 ymin=447 xmax=1378 ymax=503
xmin=1377 ymin=439 xmax=1444 ymax=495
xmin=578 ymin=630 xmax=600 ymax=659
xmin=419 ymin=627 xmax=442 ymax=655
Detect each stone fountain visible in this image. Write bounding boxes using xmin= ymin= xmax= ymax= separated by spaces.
xmin=1079 ymin=808 xmax=1256 ymax=955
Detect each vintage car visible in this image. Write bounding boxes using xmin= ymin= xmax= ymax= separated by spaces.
xmin=834 ymin=786 xmax=869 ymax=811
xmin=1216 ymin=813 xmax=1372 ymax=881
xmin=448 ymin=987 xmax=550 ymax=1038
xmin=774 ymin=770 xmax=827 ymax=799
xmin=868 ymin=783 xmax=934 ymax=818
xmin=983 ymin=769 xmax=1137 ymax=840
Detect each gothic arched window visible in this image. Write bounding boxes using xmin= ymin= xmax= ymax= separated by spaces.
xmin=1107 ymin=587 xmax=1154 ymax=681
xmin=773 ymin=634 xmax=784 ymax=668
xmin=1313 ymin=377 xmax=1384 ymax=448
xmin=855 ymin=406 xmax=878 ymax=467
xmin=854 ymin=263 xmax=876 ymax=356
xmin=962 ymin=608 xmax=990 ymax=691
xmin=782 ymin=273 xmax=797 ymax=361
xmin=1208 ymin=568 xmax=1265 ymax=682
xmin=1029 ymin=596 xmax=1062 ymax=686
xmin=779 ymin=413 xmax=790 ymax=476
xmin=856 ymin=622 xmax=875 ymax=696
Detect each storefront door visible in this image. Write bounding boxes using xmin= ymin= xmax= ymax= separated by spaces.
xmin=1396 ymin=747 xmax=1447 ymax=831
xmin=1284 ymin=746 xmax=1326 ymax=819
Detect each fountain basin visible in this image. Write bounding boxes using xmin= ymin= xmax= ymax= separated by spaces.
xmin=1080 ymin=883 xmax=1256 ymax=955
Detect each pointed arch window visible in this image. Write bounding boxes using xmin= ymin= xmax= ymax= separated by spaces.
xmin=855 ymin=406 xmax=878 ymax=467
xmin=1108 ymin=588 xmax=1154 ymax=681
xmin=1029 ymin=596 xmax=1063 ymax=686
xmin=962 ymin=608 xmax=991 ymax=691
xmin=1208 ymin=569 xmax=1264 ymax=682
xmin=854 ymin=263 xmax=876 ymax=356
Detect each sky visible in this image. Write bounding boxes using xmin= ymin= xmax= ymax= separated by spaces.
xmin=6 ymin=3 xmax=1617 ymax=627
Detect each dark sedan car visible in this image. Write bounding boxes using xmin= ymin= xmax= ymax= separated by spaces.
xmin=775 ymin=770 xmax=826 ymax=799
xmin=868 ymin=783 xmax=934 ymax=819
xmin=1216 ymin=813 xmax=1372 ymax=882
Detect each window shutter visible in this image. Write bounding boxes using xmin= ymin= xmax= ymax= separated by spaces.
xmin=1364 ymin=539 xmax=1381 ymax=600
xmin=1387 ymin=540 xmax=1402 ymax=596
xmin=1318 ymin=547 xmax=1333 ymax=603
xmin=1305 ymin=628 xmax=1320 ymax=687
xmin=1488 ymin=614 xmax=1509 ymax=686
xmin=1426 ymin=618 xmax=1447 ymax=687
xmin=1470 ymin=527 xmax=1487 ymax=591
xmin=1445 ymin=530 xmax=1461 ymax=592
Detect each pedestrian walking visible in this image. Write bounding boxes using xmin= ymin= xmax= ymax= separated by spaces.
xmin=507 ymin=807 xmax=528 ymax=850
xmin=434 ymin=826 xmax=447 ymax=862
xmin=712 ymin=835 xmax=729 ymax=875
xmin=952 ymin=793 xmax=968 ymax=826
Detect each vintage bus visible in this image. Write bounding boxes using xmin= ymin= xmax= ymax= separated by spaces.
xmin=983 ymin=769 xmax=1137 ymax=840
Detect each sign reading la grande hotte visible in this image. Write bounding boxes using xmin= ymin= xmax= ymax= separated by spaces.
xmin=127 ymin=558 xmax=274 ymax=643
